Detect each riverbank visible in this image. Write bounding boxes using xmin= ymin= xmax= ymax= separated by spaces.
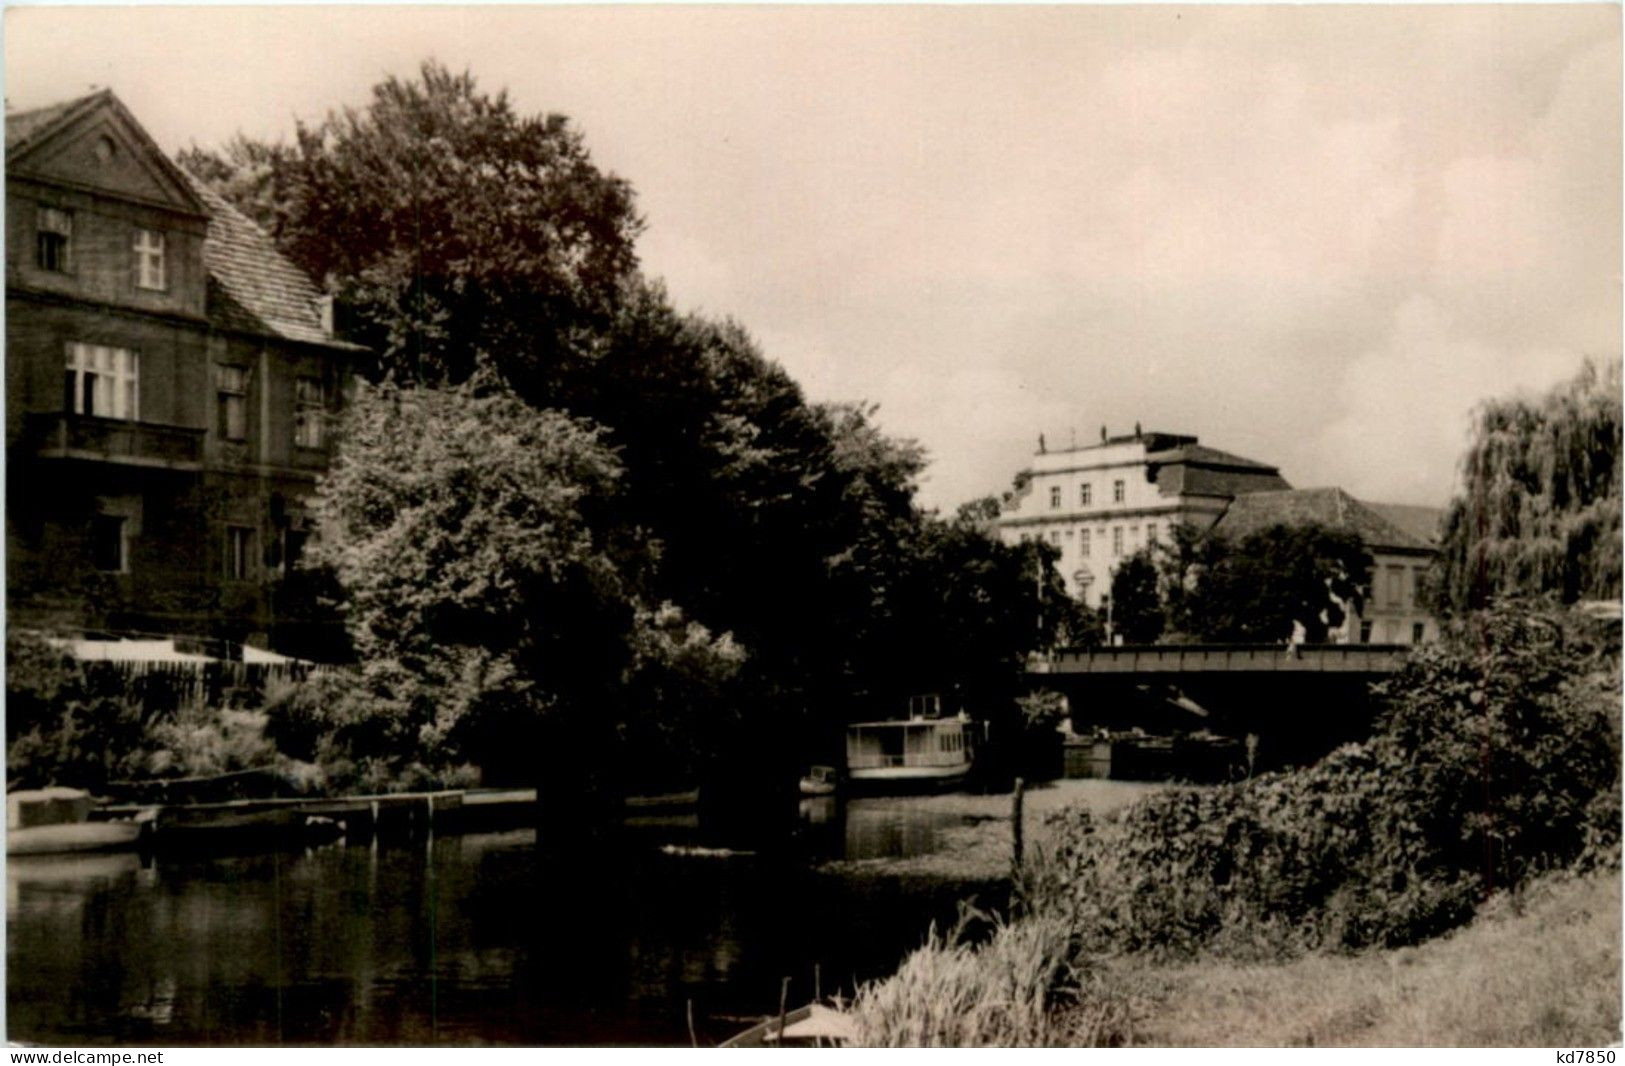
xmin=1085 ymin=868 xmax=1621 ymax=1046
xmin=819 ymin=779 xmax=1164 ymax=881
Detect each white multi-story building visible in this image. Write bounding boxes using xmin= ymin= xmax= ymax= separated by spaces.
xmin=996 ymin=428 xmax=1290 ymax=607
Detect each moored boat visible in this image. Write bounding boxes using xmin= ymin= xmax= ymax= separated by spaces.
xmin=845 ymin=698 xmax=978 ymax=792
xmin=720 ymin=1003 xmax=855 ymax=1047
xmin=798 ymin=765 xmax=838 ymax=796
xmin=7 ymin=788 xmax=149 ymax=856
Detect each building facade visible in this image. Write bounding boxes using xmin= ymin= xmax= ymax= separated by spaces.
xmin=995 ymin=428 xmax=1291 ymax=606
xmin=6 ymin=91 xmax=362 ymax=656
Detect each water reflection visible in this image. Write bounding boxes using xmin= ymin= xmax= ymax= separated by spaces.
xmin=9 ymin=800 xmax=994 ymax=1046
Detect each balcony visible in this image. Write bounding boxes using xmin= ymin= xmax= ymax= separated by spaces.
xmin=26 ymin=413 xmax=204 ymax=471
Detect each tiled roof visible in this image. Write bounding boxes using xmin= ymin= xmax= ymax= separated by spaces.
xmin=182 ymin=172 xmax=355 ymax=348
xmin=1149 ymin=443 xmax=1280 ymax=472
xmin=1367 ymin=502 xmax=1445 ymax=547
xmin=1213 ymin=488 xmax=1436 ymax=552
xmin=5 ymin=91 xmax=106 ymax=152
xmin=1147 ymin=443 xmax=1291 ymax=498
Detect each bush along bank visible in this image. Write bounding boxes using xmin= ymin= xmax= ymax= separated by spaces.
xmin=853 ymin=600 xmax=1621 ymax=1044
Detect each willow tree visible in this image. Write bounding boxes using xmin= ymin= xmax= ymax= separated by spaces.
xmin=1434 ymin=359 xmax=1623 ymax=614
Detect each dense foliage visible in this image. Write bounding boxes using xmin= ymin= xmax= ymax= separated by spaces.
xmin=182 ymin=62 xmax=641 ymax=392
xmin=1026 ymin=601 xmax=1621 ymax=958
xmin=1103 ymin=522 xmax=1370 ymax=644
xmin=175 ymin=64 xmax=1056 ymax=796
xmin=1434 ymin=359 xmax=1622 ymax=613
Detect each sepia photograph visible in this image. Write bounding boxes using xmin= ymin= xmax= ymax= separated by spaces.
xmin=3 ymin=3 xmax=1621 ymax=1050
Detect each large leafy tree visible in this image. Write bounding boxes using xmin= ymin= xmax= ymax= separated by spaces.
xmin=1109 ymin=548 xmax=1164 ymax=644
xmin=1195 ymin=524 xmax=1371 ymax=643
xmin=181 ymin=61 xmax=642 ymax=392
xmin=308 ymin=379 xmax=645 ymax=787
xmin=1434 ymin=359 xmax=1622 ymax=614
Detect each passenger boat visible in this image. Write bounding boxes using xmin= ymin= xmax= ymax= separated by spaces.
xmin=7 ymin=788 xmax=149 ymax=856
xmin=845 ymin=697 xmax=978 ymax=791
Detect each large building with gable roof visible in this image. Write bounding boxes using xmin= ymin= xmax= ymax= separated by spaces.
xmin=996 ymin=428 xmax=1292 ymax=606
xmin=996 ymin=427 xmax=1443 ymax=643
xmin=5 ymin=90 xmax=363 ymax=656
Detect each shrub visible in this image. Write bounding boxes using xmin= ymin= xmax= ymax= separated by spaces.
xmin=1027 ymin=600 xmax=1621 ymax=958
xmin=6 ymin=632 xmax=153 ymax=789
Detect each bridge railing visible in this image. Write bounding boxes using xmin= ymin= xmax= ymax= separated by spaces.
xmin=1038 ymin=643 xmax=1412 ymax=674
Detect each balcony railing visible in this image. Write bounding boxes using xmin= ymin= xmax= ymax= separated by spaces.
xmin=26 ymin=413 xmax=205 ymax=470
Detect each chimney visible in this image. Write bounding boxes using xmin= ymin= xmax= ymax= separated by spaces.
xmin=316 ymin=295 xmax=335 ymax=337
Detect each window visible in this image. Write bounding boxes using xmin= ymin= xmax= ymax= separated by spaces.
xmin=218 ymin=365 xmax=248 ymax=441
xmin=36 ymin=206 xmax=71 ymax=272
xmin=1079 ymin=483 xmax=1092 ymax=506
xmin=1146 ymin=522 xmax=1159 ymax=545
xmin=65 ymin=344 xmax=138 ymax=420
xmin=294 ymin=378 xmax=324 ymax=448
xmin=1049 ymin=486 xmax=1061 ymax=508
xmin=1112 ymin=526 xmax=1123 ymax=556
xmin=226 ymin=525 xmax=255 ymax=581
xmin=133 ymin=229 xmax=166 ymax=290
xmin=1411 ymin=622 xmax=1426 ymax=644
xmin=1129 ymin=525 xmax=1140 ymax=550
xmin=1359 ymin=621 xmax=1373 ymax=644
xmin=1079 ymin=528 xmax=1090 ymax=557
xmin=91 ymin=515 xmax=126 ymax=573
xmin=1050 ymin=530 xmax=1061 ymax=544
xmin=1385 ymin=565 xmax=1406 ymax=607
xmin=1112 ymin=479 xmax=1125 ymax=503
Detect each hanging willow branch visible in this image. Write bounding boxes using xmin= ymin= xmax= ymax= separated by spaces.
xmin=1434 ymin=359 xmax=1623 ymax=614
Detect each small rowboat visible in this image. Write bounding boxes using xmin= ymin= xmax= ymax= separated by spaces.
xmin=798 ymin=765 xmax=838 ymax=796
xmin=720 ymin=1003 xmax=856 ymax=1048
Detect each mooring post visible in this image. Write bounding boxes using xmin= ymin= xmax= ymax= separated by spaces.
xmin=1011 ymin=777 xmax=1026 ymax=871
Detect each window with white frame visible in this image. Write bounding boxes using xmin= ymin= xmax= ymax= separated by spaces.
xmin=294 ymin=377 xmax=324 ymax=448
xmin=217 ymin=365 xmax=248 ymax=441
xmin=1079 ymin=483 xmax=1091 ymax=506
xmin=65 ymin=343 xmax=138 ymax=420
xmin=1049 ymin=486 xmax=1061 ymax=508
xmin=1113 ymin=479 xmax=1125 ymax=503
xmin=37 ymin=206 xmax=72 ymax=272
xmin=133 ymin=228 xmax=166 ymax=290
xmin=226 ymin=525 xmax=255 ymax=581
xmin=1112 ymin=526 xmax=1123 ymax=556
xmin=1079 ymin=528 xmax=1090 ymax=557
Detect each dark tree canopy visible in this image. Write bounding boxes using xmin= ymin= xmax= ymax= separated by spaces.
xmin=1109 ymin=548 xmax=1164 ymax=644
xmin=182 ymin=64 xmax=1061 ymax=796
xmin=183 ymin=61 xmax=643 ymax=393
xmin=1434 ymin=359 xmax=1623 ymax=614
xmin=1196 ymin=524 xmax=1371 ymax=643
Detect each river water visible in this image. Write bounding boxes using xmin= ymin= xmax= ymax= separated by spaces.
xmin=7 ymin=798 xmax=997 ymax=1046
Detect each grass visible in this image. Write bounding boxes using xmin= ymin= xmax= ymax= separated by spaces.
xmin=1085 ymin=868 xmax=1622 ymax=1047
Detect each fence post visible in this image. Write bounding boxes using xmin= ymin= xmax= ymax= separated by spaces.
xmin=1011 ymin=777 xmax=1026 ymax=871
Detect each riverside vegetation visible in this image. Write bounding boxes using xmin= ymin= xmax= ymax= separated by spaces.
xmin=853 ymin=600 xmax=1621 ymax=1047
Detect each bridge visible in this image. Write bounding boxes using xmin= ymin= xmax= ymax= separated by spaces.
xmin=1027 ymin=643 xmax=1415 ymax=769
xmin=1033 ymin=642 xmax=1411 ymax=677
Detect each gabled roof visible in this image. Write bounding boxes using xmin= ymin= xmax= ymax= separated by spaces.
xmin=1213 ymin=487 xmax=1437 ymax=552
xmin=182 ymin=172 xmax=356 ymax=348
xmin=5 ymin=91 xmax=104 ymax=152
xmin=6 ymin=89 xmax=206 ymax=218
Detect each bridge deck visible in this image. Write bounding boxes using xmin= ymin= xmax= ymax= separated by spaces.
xmin=1036 ymin=643 xmax=1411 ymax=675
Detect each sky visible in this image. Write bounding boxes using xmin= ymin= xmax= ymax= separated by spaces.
xmin=6 ymin=5 xmax=1619 ymax=513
